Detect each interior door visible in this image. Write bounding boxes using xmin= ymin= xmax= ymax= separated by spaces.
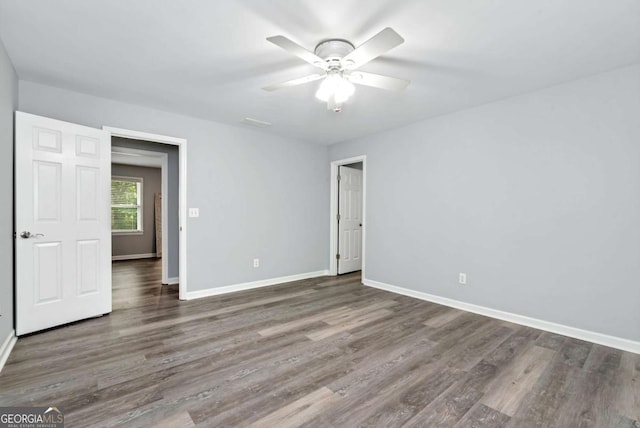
xmin=337 ymin=165 xmax=363 ymax=274
xmin=15 ymin=112 xmax=112 ymax=335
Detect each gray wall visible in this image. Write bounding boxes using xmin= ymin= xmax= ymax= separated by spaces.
xmin=19 ymin=81 xmax=330 ymax=291
xmin=0 ymin=38 xmax=17 ymax=339
xmin=330 ymin=64 xmax=640 ymax=342
xmin=111 ymin=163 xmax=161 ymax=258
xmin=112 ymin=138 xmax=179 ymax=279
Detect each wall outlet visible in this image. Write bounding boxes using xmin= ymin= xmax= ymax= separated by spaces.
xmin=459 ymin=273 xmax=467 ymax=285
xmin=253 ymin=258 xmax=260 ymax=268
xmin=188 ymin=208 xmax=200 ymax=218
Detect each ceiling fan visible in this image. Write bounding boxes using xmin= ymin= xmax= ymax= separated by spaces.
xmin=263 ymin=28 xmax=410 ymax=112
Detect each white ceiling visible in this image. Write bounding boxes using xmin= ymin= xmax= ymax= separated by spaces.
xmin=112 ymin=151 xmax=163 ymax=168
xmin=1 ymin=0 xmax=638 ymax=145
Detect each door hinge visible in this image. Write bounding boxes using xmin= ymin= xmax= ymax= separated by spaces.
xmin=337 ymin=174 xmax=341 ymax=181
xmin=336 ymin=253 xmax=341 ymax=260
xmin=336 ymin=214 xmax=341 ymax=221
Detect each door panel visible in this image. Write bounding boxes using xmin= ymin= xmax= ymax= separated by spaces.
xmin=338 ymin=165 xmax=363 ymax=274
xmin=16 ymin=112 xmax=112 ymax=335
xmin=34 ymin=242 xmax=63 ymax=303
xmin=76 ymin=166 xmax=100 ymax=220
xmin=77 ymin=240 xmax=101 ymax=296
xmin=34 ymin=161 xmax=62 ymax=221
xmin=76 ymin=135 xmax=101 ymax=158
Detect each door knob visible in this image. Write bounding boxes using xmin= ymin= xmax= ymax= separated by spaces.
xmin=20 ymin=231 xmax=44 ymax=239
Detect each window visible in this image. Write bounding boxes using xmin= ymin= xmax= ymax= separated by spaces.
xmin=111 ymin=176 xmax=143 ymax=234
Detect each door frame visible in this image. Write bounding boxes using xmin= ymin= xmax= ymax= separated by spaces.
xmin=111 ymin=146 xmax=170 ymax=283
xmin=329 ymin=155 xmax=367 ymax=277
xmin=103 ymin=126 xmax=188 ymax=300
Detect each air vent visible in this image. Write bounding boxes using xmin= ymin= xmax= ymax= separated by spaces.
xmin=242 ymin=117 xmax=272 ymax=128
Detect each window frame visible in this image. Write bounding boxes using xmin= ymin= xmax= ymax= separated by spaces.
xmin=111 ymin=175 xmax=144 ymax=235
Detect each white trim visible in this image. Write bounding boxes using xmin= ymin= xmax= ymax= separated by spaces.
xmin=363 ymin=278 xmax=640 ymax=355
xmin=111 ymin=147 xmax=164 ymax=168
xmin=329 ymin=155 xmax=367 ymax=277
xmin=112 ymin=231 xmax=144 ymax=236
xmin=166 ymin=277 xmax=180 ymax=285
xmin=160 ymin=154 xmax=169 ymax=284
xmin=112 ymin=253 xmax=157 ymax=261
xmin=0 ymin=330 xmax=17 ymax=373
xmin=104 ymin=126 xmax=188 ymax=300
xmin=185 ymin=270 xmax=329 ymax=300
xmin=105 ymin=127 xmax=186 ymax=145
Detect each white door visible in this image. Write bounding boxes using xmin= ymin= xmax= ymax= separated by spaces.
xmin=15 ymin=112 xmax=112 ymax=335
xmin=338 ymin=165 xmax=363 ymax=274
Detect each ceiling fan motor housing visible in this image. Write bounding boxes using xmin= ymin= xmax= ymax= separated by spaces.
xmin=314 ymin=39 xmax=355 ymax=68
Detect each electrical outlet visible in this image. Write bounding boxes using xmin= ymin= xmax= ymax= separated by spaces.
xmin=253 ymin=258 xmax=260 ymax=268
xmin=459 ymin=273 xmax=467 ymax=285
xmin=188 ymin=208 xmax=200 ymax=218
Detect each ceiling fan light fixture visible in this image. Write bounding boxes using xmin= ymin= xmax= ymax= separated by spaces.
xmin=265 ymin=28 xmax=408 ymax=111
xmin=315 ymin=73 xmax=355 ymax=104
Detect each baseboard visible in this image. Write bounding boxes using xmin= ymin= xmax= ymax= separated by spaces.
xmin=112 ymin=253 xmax=157 ymax=261
xmin=363 ymin=278 xmax=640 ymax=355
xmin=0 ymin=330 xmax=17 ymax=373
xmin=185 ymin=270 xmax=329 ymax=300
xmin=165 ymin=277 xmax=179 ymax=285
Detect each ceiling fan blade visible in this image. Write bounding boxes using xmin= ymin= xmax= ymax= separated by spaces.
xmin=342 ymin=28 xmax=404 ymax=69
xmin=262 ymin=74 xmax=325 ymax=92
xmin=266 ymin=36 xmax=328 ymax=70
xmin=348 ymin=72 xmax=410 ymax=91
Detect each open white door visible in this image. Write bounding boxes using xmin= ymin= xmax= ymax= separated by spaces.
xmin=16 ymin=112 xmax=112 ymax=335
xmin=337 ymin=165 xmax=363 ymax=274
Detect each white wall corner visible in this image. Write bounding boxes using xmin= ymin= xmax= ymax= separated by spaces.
xmin=363 ymin=278 xmax=640 ymax=355
xmin=0 ymin=330 xmax=17 ymax=373
xmin=185 ymin=270 xmax=329 ymax=300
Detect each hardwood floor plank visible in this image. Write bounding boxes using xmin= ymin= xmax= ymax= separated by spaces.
xmin=157 ymin=411 xmax=195 ymax=428
xmin=322 ymin=299 xmax=398 ymax=325
xmin=350 ymin=364 xmax=463 ymax=427
xmin=616 ymin=352 xmax=640 ymax=422
xmin=534 ymin=331 xmax=567 ymax=350
xmin=117 ymin=289 xmax=317 ymax=337
xmin=402 ymin=379 xmax=484 ymax=428
xmin=556 ymin=337 xmax=592 ymax=368
xmin=505 ymin=357 xmax=580 ymax=427
xmin=247 ymin=387 xmax=339 ymax=428
xmin=481 ymin=345 xmax=556 ymax=416
xmin=306 ymin=308 xmax=394 ymax=341
xmin=257 ymin=306 xmax=351 ymax=337
xmin=448 ymin=325 xmax=515 ymax=371
xmin=0 ymin=259 xmax=636 ymax=428
xmin=424 ymin=307 xmax=465 ymax=328
xmin=454 ymin=403 xmax=510 ymax=428
xmin=551 ymin=345 xmax=633 ymax=428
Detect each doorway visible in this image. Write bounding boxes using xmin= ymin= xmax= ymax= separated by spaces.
xmin=104 ymin=127 xmax=188 ymax=300
xmin=329 ymin=156 xmax=367 ymax=276
xmin=111 ymin=147 xmax=167 ymax=266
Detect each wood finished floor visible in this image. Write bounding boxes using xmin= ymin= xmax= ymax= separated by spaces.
xmin=0 ymin=259 xmax=638 ymax=427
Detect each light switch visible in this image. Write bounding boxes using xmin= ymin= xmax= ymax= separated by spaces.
xmin=188 ymin=208 xmax=200 ymax=218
